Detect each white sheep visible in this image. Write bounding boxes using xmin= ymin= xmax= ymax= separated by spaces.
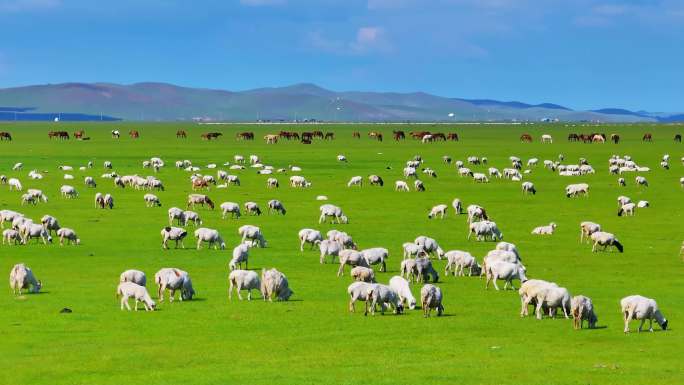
xmin=414 ymin=179 xmax=425 ymax=191
xmin=337 ymin=249 xmax=369 ymax=276
xmin=168 ymin=207 xmax=185 ymax=225
xmin=590 ymin=231 xmax=623 ymax=253
xmin=238 ymin=225 xmax=267 ymax=248
xmin=485 ymin=261 xmax=527 ymax=290
xmin=428 ymin=204 xmax=448 ymax=219
xmin=635 ymin=176 xmax=648 ymax=187
xmin=19 ymin=223 xmax=52 ymax=244
xmin=617 ymin=202 xmax=636 ymax=217
xmin=161 ymin=226 xmax=188 ymax=249
xmin=244 ymin=201 xmax=261 ymax=216
xmin=637 ymin=200 xmax=649 ymax=208
xmin=468 ymin=220 xmax=503 ymax=241
xmin=452 ymin=198 xmax=463 ymax=215
xmin=368 ymin=175 xmax=384 ymax=186
xmin=621 ymin=295 xmax=668 ymax=333
xmin=531 ymin=222 xmax=556 ymax=235
xmin=579 ymin=221 xmax=601 ymax=243
xmin=534 ymin=285 xmax=571 ymax=319
xmin=183 ymin=210 xmax=202 ymax=226
xmin=347 ymin=176 xmax=363 ymax=187
xmin=402 ymin=242 xmax=425 ymax=260
xmin=260 ymin=268 xmax=293 ymax=301
xmin=229 ymin=242 xmax=251 ymax=271
xmin=361 ymin=247 xmax=389 ymax=272
xmin=3 ymin=229 xmax=22 ymax=245
xmin=298 ymin=228 xmax=322 ymax=251
xmin=220 ymin=202 xmax=241 ymax=219
xmin=120 ymin=269 xmax=147 ymax=286
xmin=394 ymin=180 xmax=410 ymax=191
xmin=444 ymin=250 xmax=481 ymax=276
xmin=8 ymin=178 xmax=22 ymax=191
xmin=571 ymin=295 xmax=598 ymax=329
xmin=144 ymin=193 xmax=161 ymax=207
xmin=267 ymin=199 xmax=286 ymax=215
xmin=319 ymin=204 xmax=348 ymax=224
xmin=466 ymin=204 xmax=488 ymax=224
xmin=389 ymin=276 xmax=416 ymax=310
xmin=414 ymin=236 xmax=445 ymax=259
xmin=347 ymin=281 xmax=375 ymax=312
xmin=266 ymin=177 xmax=279 ymax=188
xmin=522 ymin=181 xmax=536 ymax=195
xmin=9 ymin=263 xmax=41 ymax=294
xmin=319 ymin=239 xmax=342 ymax=264
xmin=565 ymin=183 xmax=589 ymax=198
xmin=228 ymin=270 xmax=261 ymax=300
xmin=117 ymin=282 xmax=156 ymax=311
xmin=154 ymin=268 xmax=195 ymax=302
xmin=40 ymin=215 xmax=60 ymax=235
xmin=56 ymin=227 xmax=79 ymax=245
xmin=367 ymin=284 xmax=403 ymax=315
xmin=194 ymin=227 xmax=226 ymax=250
xmin=421 ymin=284 xmax=444 ymax=317
xmin=350 ymin=266 xmax=376 ymax=283
xmin=327 ymin=230 xmax=356 ymax=249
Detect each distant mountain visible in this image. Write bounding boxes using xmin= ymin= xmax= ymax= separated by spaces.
xmin=0 ymin=82 xmax=676 ymax=122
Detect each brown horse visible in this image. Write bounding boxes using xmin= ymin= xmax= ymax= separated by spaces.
xmin=201 ymin=132 xmax=222 ymax=140
xmin=447 ymin=133 xmax=459 ymax=141
xmin=520 ymin=134 xmax=532 ymax=143
xmin=176 ymin=130 xmax=187 ymax=138
xmin=611 ymin=134 xmax=620 ymax=144
xmin=235 ymin=132 xmax=254 ymax=140
xmin=393 ymin=130 xmax=405 ymax=140
xmin=73 ymin=130 xmax=85 ymax=139
xmin=0 ymin=132 xmax=12 ymax=141
xmin=129 ymin=130 xmax=140 ymax=139
xmin=642 ymin=133 xmax=653 ymax=142
xmin=324 ymin=132 xmax=335 ymax=140
xmin=352 ymin=131 xmax=361 ymax=139
xmin=432 ymin=133 xmax=446 ymax=141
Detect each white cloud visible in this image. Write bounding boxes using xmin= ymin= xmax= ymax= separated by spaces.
xmin=309 ymin=26 xmax=391 ymax=55
xmin=0 ymin=0 xmax=60 ymax=12
xmin=239 ymin=0 xmax=285 ymax=6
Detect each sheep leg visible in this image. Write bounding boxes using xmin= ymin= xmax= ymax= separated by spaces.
xmin=637 ymin=318 xmax=646 ymax=332
xmin=299 ymin=239 xmax=305 ymax=252
xmin=196 ymin=239 xmax=202 ymax=250
xmin=492 ymin=276 xmax=500 ymax=291
xmin=134 ymin=299 xmax=139 ymax=311
xmin=623 ymin=311 xmax=632 ymax=333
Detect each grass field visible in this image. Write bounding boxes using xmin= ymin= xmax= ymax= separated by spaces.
xmin=0 ymin=122 xmax=682 ymax=385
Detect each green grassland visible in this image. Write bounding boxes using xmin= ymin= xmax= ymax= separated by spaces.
xmin=0 ymin=122 xmax=682 ymax=385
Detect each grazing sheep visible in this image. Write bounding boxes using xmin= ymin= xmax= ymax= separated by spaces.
xmin=347 ymin=176 xmax=363 ymax=187
xmin=571 ymin=295 xmax=598 ymax=329
xmin=618 ymin=177 xmax=626 ymax=186
xmin=238 ymin=225 xmax=267 ymax=248
xmin=531 ymin=222 xmax=556 ymax=235
xmin=421 ymin=284 xmax=444 ymax=317
xmin=289 ymin=175 xmax=311 ymax=188
xmin=183 ymin=210 xmax=202 ymax=226
xmin=168 ymin=207 xmax=185 ymax=225
xmin=368 ymin=175 xmax=384 ymax=186
xmin=347 ymin=281 xmax=375 ymax=312
xmin=617 ymin=202 xmax=636 ymax=217
xmin=565 ymin=183 xmax=589 ymax=198
xmin=414 ymin=179 xmax=426 ymax=191
xmin=229 ymin=243 xmax=251 ymax=271
xmin=266 ymin=177 xmax=279 ymax=188
xmin=187 ymin=194 xmax=214 ymax=210
xmin=400 ymin=259 xmax=419 ymax=282
xmin=244 ymin=201 xmax=261 ymax=216
xmin=473 ymin=173 xmax=489 ymax=183
xmin=488 ymin=167 xmax=502 ymax=178
xmin=452 ymin=198 xmax=463 ymax=215
xmin=389 ymin=276 xmax=416 ymax=310
xmin=428 ymin=204 xmax=448 ymax=219
xmin=495 ymin=242 xmax=520 ymax=259
xmin=579 ymin=221 xmax=601 ymax=243
xmin=298 ymin=228 xmax=322 ymax=251
xmin=120 ymin=269 xmax=147 ymax=286
xmin=591 ymin=231 xmax=623 ymax=252
xmin=366 ymin=284 xmax=403 ymax=315
xmin=337 ymin=154 xmax=347 ymax=162
xmin=337 ymin=249 xmax=369 ymax=276
xmin=19 ymin=223 xmax=52 ymax=244
xmin=621 ymin=295 xmax=668 ymax=333
xmin=466 ymin=204 xmax=488 ymax=224
xmin=414 ymin=236 xmax=445 ymax=259
xmin=228 ymin=270 xmax=261 ymax=300
xmin=519 ymin=279 xmax=557 ymax=317
xmin=267 ymin=199 xmax=286 ymax=215
xmin=56 ymin=227 xmax=79 ymax=245
xmin=154 ymin=268 xmax=195 ymax=302
xmin=161 ymin=227 xmax=187 ymax=249
xmin=220 ymin=202 xmax=241 ymax=219
xmin=534 ymin=285 xmax=571 ymax=319
xmin=444 ymin=250 xmax=481 ymax=276
xmin=637 ymin=200 xmax=649 ymax=208
xmin=483 ymin=249 xmax=522 ymax=274
xmin=194 ymin=227 xmax=226 ymax=250
xmin=414 ymin=257 xmax=439 ymax=283
xmin=319 ymin=239 xmax=342 ymax=264
xmin=395 ymin=180 xmax=410 ymax=191
xmin=40 ymin=215 xmax=60 ymax=235
xmin=20 ymin=193 xmax=36 ymax=205
xmin=144 ymin=193 xmax=161 ymax=207
xmin=9 ymin=263 xmax=41 ymax=294
xmin=485 ymin=261 xmax=527 ymax=290
xmin=635 ymin=176 xmax=648 ymax=187
xmin=3 ymin=229 xmax=22 ymax=245
xmin=327 ymin=230 xmax=356 ymax=249
xmin=617 ymin=195 xmax=631 ymax=207
xmin=8 ymin=178 xmax=22 ymax=191
xmin=361 ymin=247 xmax=389 ymax=272
xmin=351 ymin=266 xmax=376 ymax=283
xmin=103 ymin=193 xmax=114 ymax=209
xmin=522 ymin=182 xmax=536 ymax=195
xmin=117 ymin=282 xmax=156 ymax=311
xmin=319 ymin=204 xmax=348 ymax=224
xmin=260 ymin=268 xmax=293 ymax=301
xmin=468 ymin=220 xmax=503 ymax=241
xmin=402 ymin=242 xmax=425 ymax=260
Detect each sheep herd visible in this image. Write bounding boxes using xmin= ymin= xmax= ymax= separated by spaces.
xmin=3 ymin=133 xmax=680 ymax=335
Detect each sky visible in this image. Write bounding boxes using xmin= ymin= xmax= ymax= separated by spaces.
xmin=0 ymin=0 xmax=682 ymax=111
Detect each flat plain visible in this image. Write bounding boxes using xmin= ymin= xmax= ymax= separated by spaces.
xmin=0 ymin=122 xmax=682 ymax=385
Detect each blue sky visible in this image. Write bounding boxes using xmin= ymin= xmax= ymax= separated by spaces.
xmin=0 ymin=0 xmax=682 ymax=111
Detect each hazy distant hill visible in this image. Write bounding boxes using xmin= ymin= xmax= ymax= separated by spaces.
xmin=0 ymin=82 xmax=676 ymax=122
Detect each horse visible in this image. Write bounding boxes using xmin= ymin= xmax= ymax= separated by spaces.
xmin=674 ymin=134 xmax=681 ymax=143
xmin=352 ymin=132 xmax=361 ymax=139
xmin=0 ymin=132 xmax=12 ymax=141
xmin=393 ymin=130 xmax=405 ymax=141
xmin=73 ymin=130 xmax=85 ymax=139
xmin=520 ymin=134 xmax=532 ymax=143
xmin=176 ymin=130 xmax=187 ymax=138
xmin=111 ymin=130 xmax=120 ymax=139
xmin=611 ymin=134 xmax=620 ymax=144
xmin=324 ymin=132 xmax=335 ymax=140
xmin=642 ymin=133 xmax=652 ymax=142
xmin=447 ymin=133 xmax=459 ymax=141
xmin=129 ymin=130 xmax=140 ymax=139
